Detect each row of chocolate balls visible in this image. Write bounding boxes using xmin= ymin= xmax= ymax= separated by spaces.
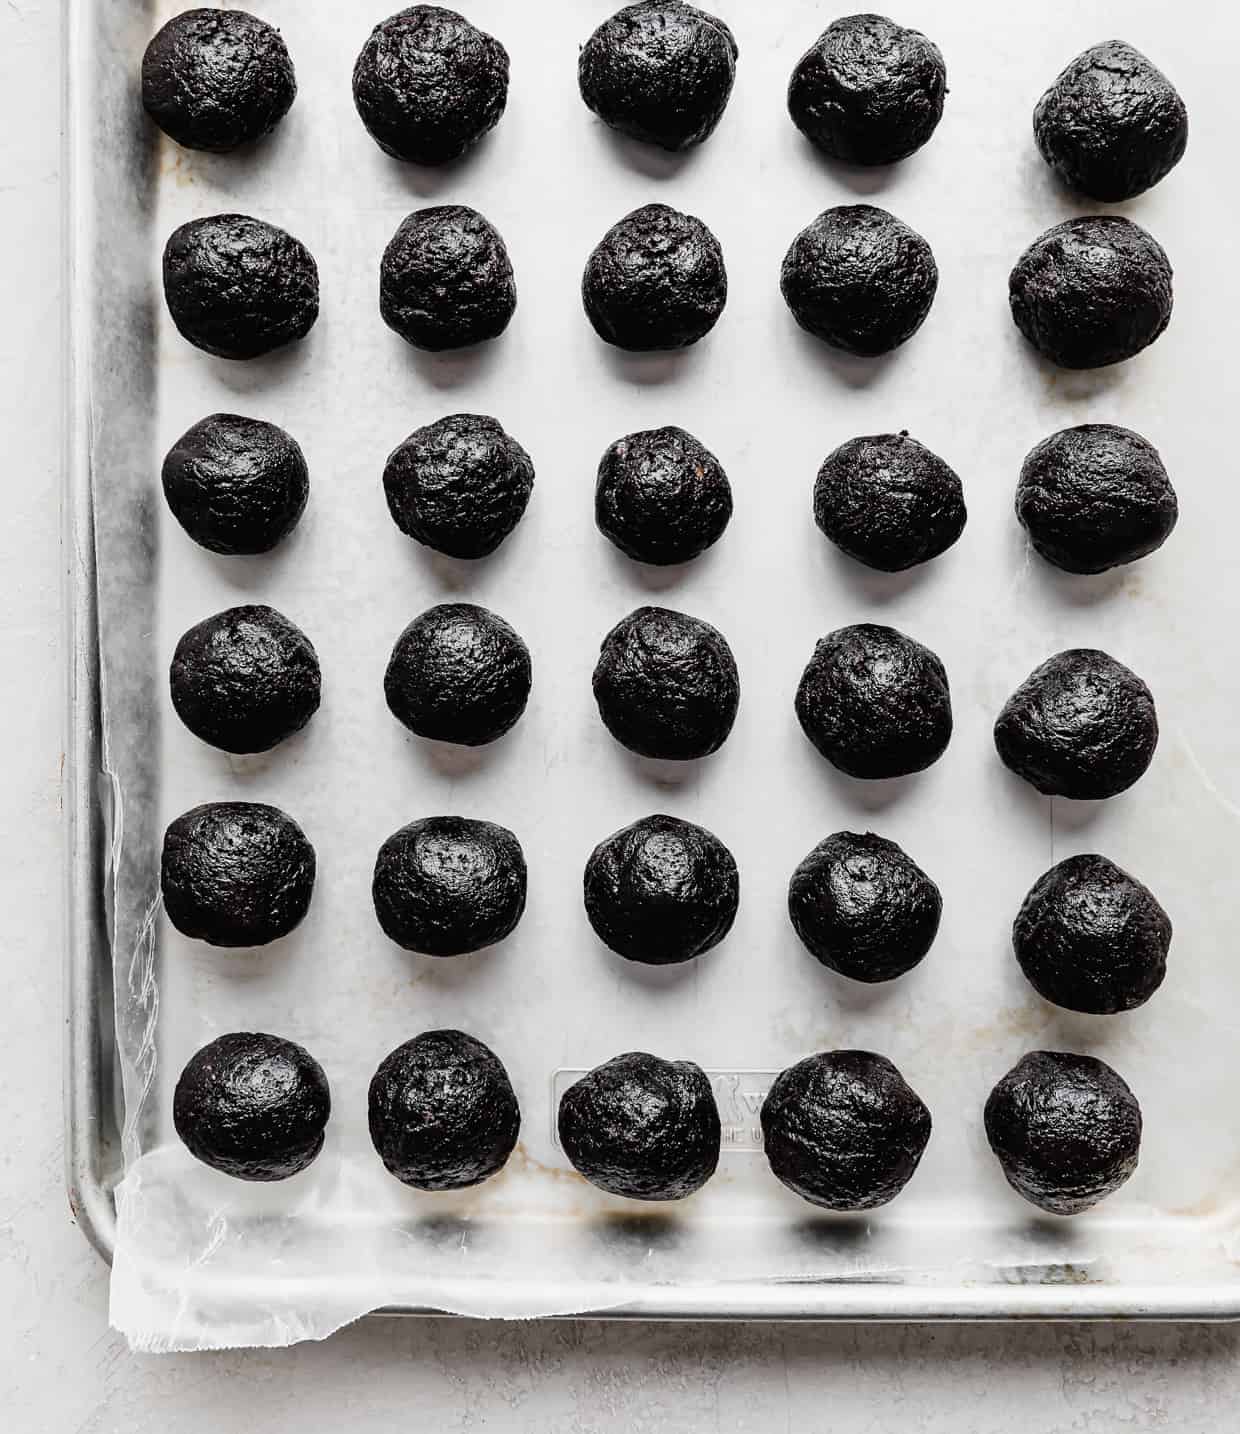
xmin=173 ymin=1032 xmax=1143 ymax=1219
xmin=145 ymin=8 xmax=1187 ymax=204
xmin=160 ymin=202 xmax=1175 ymax=371
xmin=169 ymin=602 xmax=1161 ymax=799
xmin=163 ymin=799 xmax=1172 ymax=1018
xmin=166 ymin=413 xmax=1179 ymax=579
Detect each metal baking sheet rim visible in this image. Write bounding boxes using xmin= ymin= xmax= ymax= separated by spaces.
xmin=59 ymin=0 xmax=1240 ymax=1325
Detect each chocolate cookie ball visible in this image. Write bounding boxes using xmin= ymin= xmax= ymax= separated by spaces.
xmin=795 ymin=623 xmax=952 ymax=779
xmin=582 ymin=203 xmax=727 ymax=351
xmin=384 ymin=414 xmax=533 ymax=559
xmin=1013 ymin=855 xmax=1171 ymax=1015
xmin=369 ymin=1030 xmax=520 ymax=1190
xmin=788 ymin=14 xmax=946 ymax=166
xmin=373 ymin=816 xmax=526 ymax=956
xmin=558 ymin=1052 xmax=720 ymax=1200
xmin=380 ymin=205 xmax=516 ymax=351
xmin=174 ymin=1032 xmax=330 ymax=1181
xmin=142 ymin=8 xmax=296 ymax=154
xmin=781 ymin=204 xmax=937 ymax=355
xmin=761 ymin=1050 xmax=931 ymax=1211
xmin=162 ymin=802 xmax=316 ymax=948
xmin=579 ymin=2 xmax=738 ymax=152
xmin=353 ymin=6 xmax=508 ymax=165
xmin=170 ymin=604 xmax=321 ymax=754
xmin=162 ymin=413 xmax=309 ymax=556
xmin=788 ymin=832 xmax=941 ymax=983
xmin=814 ymin=432 xmax=966 ymax=572
xmin=1009 ymin=217 xmax=1173 ymax=369
xmin=1016 ymin=424 xmax=1178 ymax=575
xmin=384 ymin=603 xmax=531 ymax=746
xmin=584 ymin=814 xmax=738 ymax=966
xmin=994 ymin=649 xmax=1158 ymax=799
xmin=985 ymin=1050 xmax=1141 ymax=1215
xmin=595 ymin=426 xmax=732 ymax=566
xmin=162 ymin=214 xmax=319 ymax=360
xmin=1034 ymin=41 xmax=1188 ymax=202
xmin=592 ymin=606 xmax=739 ymax=760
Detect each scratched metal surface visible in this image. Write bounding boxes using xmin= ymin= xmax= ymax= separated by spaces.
xmin=68 ymin=0 xmax=1240 ymax=1346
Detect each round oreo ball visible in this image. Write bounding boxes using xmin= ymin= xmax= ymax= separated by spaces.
xmin=1009 ymin=217 xmax=1173 ymax=370
xmin=582 ymin=203 xmax=727 ymax=352
xmin=380 ymin=204 xmax=516 ymax=352
xmin=814 ymin=432 xmax=966 ymax=572
xmin=584 ymin=814 xmax=738 ymax=966
xmin=1013 ymin=855 xmax=1171 ymax=1015
xmin=595 ymin=426 xmax=732 ymax=566
xmin=579 ymin=2 xmax=738 ymax=152
xmin=787 ymin=13 xmax=946 ymax=166
xmin=1016 ymin=424 xmax=1178 ymax=575
xmin=142 ymin=8 xmax=296 ymax=154
xmin=592 ymin=606 xmax=739 ymax=760
xmin=373 ymin=816 xmax=526 ymax=956
xmin=984 ymin=1050 xmax=1141 ymax=1215
xmin=174 ymin=1032 xmax=330 ymax=1182
xmin=162 ymin=802 xmax=315 ymax=949
xmin=781 ymin=204 xmax=937 ymax=356
xmin=384 ymin=603 xmax=531 ymax=746
xmin=162 ymin=413 xmax=308 ymax=556
xmin=788 ymin=832 xmax=941 ymax=983
xmin=369 ymin=1030 xmax=520 ymax=1191
xmin=162 ymin=214 xmax=319 ymax=361
xmin=170 ymin=604 xmax=320 ymax=754
xmin=384 ymin=414 xmax=533 ymax=559
xmin=795 ymin=623 xmax=952 ymax=779
xmin=353 ymin=6 xmax=508 ymax=166
xmin=761 ymin=1050 xmax=931 ymax=1211
xmin=993 ymin=649 xmax=1158 ymax=800
xmin=558 ymin=1052 xmax=720 ymax=1200
xmin=1034 ymin=41 xmax=1188 ymax=202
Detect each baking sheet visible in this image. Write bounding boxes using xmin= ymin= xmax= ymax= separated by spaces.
xmin=77 ymin=0 xmax=1240 ymax=1348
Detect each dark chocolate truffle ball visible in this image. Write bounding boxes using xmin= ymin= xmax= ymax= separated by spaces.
xmin=584 ymin=814 xmax=738 ymax=966
xmin=162 ymin=214 xmax=319 ymax=360
xmin=384 ymin=603 xmax=531 ymax=746
xmin=558 ymin=1051 xmax=720 ymax=1200
xmin=787 ymin=13 xmax=946 ymax=166
xmin=380 ymin=205 xmax=516 ymax=351
xmin=814 ymin=432 xmax=966 ymax=572
xmin=162 ymin=413 xmax=309 ymax=556
xmin=592 ymin=606 xmax=739 ymax=760
xmin=162 ymin=802 xmax=316 ymax=949
xmin=369 ymin=1030 xmax=520 ymax=1190
xmin=142 ymin=8 xmax=296 ymax=154
xmin=579 ymin=2 xmax=738 ymax=152
xmin=582 ymin=203 xmax=727 ymax=352
xmin=353 ymin=5 xmax=509 ymax=165
xmin=1013 ymin=854 xmax=1171 ymax=1015
xmin=170 ymin=604 xmax=321 ymax=754
xmin=984 ymin=1050 xmax=1141 ymax=1215
xmin=174 ymin=1032 xmax=330 ymax=1181
xmin=993 ymin=649 xmax=1158 ymax=800
xmin=595 ymin=426 xmax=732 ymax=566
xmin=383 ymin=414 xmax=533 ymax=559
xmin=1016 ymin=424 xmax=1178 ymax=575
xmin=761 ymin=1050 xmax=931 ymax=1211
xmin=788 ymin=832 xmax=941 ymax=983
xmin=781 ymin=204 xmax=937 ymax=355
xmin=373 ymin=816 xmax=526 ymax=956
xmin=1009 ymin=217 xmax=1173 ymax=370
xmin=795 ymin=623 xmax=952 ymax=779
xmin=1034 ymin=41 xmax=1188 ymax=202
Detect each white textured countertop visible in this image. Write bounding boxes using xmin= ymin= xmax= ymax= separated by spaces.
xmin=6 ymin=1 xmax=1240 ymax=1425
